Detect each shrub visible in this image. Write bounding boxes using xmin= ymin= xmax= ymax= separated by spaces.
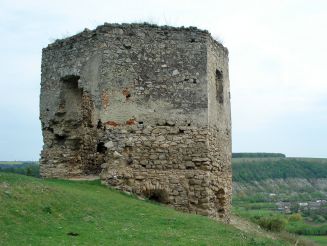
xmin=289 ymin=213 xmax=302 ymax=222
xmin=258 ymin=217 xmax=287 ymax=232
xmin=314 ymin=215 xmax=326 ymax=223
xmin=26 ymin=167 xmax=32 ymax=176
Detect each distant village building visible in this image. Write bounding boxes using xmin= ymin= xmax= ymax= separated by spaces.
xmin=276 ymin=202 xmax=292 ymax=214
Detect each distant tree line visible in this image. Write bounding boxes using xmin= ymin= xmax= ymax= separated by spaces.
xmin=232 ymin=158 xmax=327 ymax=182
xmin=0 ymin=162 xmax=40 ymax=178
xmin=232 ymin=153 xmax=286 ymax=158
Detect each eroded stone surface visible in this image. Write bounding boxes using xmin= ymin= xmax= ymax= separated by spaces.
xmin=40 ymin=23 xmax=231 ymax=222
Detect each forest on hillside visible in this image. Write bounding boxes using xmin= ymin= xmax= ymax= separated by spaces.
xmin=233 ymin=158 xmax=327 ymax=182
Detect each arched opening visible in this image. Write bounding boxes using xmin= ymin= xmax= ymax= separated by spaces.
xmin=60 ymin=75 xmax=83 ymax=121
xmin=48 ymin=75 xmax=85 ymax=171
xmin=96 ymin=142 xmax=107 ymax=153
xmin=54 ymin=134 xmax=66 ymax=145
xmin=61 ymin=75 xmax=80 ymax=84
xmin=144 ymin=189 xmax=169 ymax=204
xmin=215 ymin=69 xmax=224 ymax=104
xmin=215 ymin=188 xmax=226 ymax=218
xmin=52 ymin=75 xmax=83 ymax=150
xmin=97 ymin=119 xmax=103 ymax=129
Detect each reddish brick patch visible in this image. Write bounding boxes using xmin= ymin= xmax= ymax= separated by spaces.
xmin=126 ymin=119 xmax=136 ymax=125
xmin=105 ymin=121 xmax=119 ymax=127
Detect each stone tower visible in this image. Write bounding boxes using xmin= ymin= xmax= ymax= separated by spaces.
xmin=40 ymin=23 xmax=232 ymax=221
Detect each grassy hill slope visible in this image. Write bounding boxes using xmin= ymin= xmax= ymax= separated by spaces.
xmin=0 ymin=173 xmax=288 ymax=246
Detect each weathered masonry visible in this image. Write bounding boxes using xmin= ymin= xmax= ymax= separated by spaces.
xmin=40 ymin=23 xmax=232 ymax=221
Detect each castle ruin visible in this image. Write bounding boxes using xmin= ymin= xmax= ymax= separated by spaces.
xmin=40 ymin=23 xmax=232 ymax=221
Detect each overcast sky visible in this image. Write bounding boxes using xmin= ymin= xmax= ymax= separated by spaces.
xmin=0 ymin=0 xmax=326 ymax=160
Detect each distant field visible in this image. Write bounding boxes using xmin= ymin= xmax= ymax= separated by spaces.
xmin=0 ymin=161 xmax=23 ymax=165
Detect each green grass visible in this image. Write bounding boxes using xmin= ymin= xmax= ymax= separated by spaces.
xmin=304 ymin=236 xmax=327 ymax=245
xmin=233 ymin=206 xmax=278 ymax=221
xmin=286 ymin=220 xmax=327 ymax=236
xmin=0 ymin=173 xmax=288 ymax=246
xmin=233 ymin=204 xmax=326 ymax=245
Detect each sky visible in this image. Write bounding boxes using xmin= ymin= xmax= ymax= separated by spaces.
xmin=0 ymin=0 xmax=326 ymax=160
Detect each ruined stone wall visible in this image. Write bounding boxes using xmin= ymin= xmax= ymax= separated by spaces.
xmin=40 ymin=23 xmax=231 ymax=221
xmin=206 ymin=37 xmax=232 ymax=218
xmin=40 ymin=24 xmax=209 ymax=177
xmin=99 ymin=123 xmax=230 ymax=221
